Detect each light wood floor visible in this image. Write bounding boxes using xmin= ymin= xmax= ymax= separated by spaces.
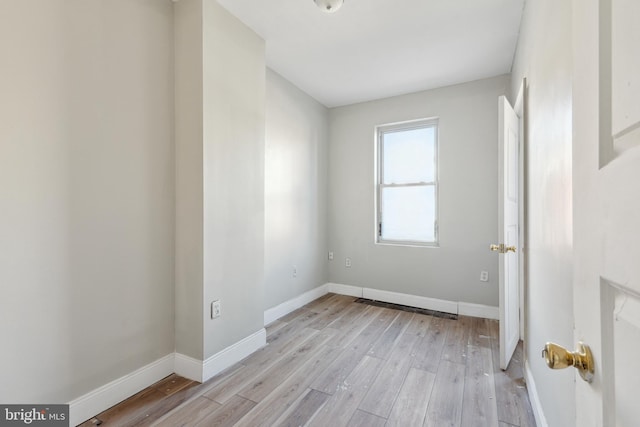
xmin=80 ymin=294 xmax=536 ymax=427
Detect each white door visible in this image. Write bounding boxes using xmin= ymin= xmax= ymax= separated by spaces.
xmin=496 ymin=95 xmax=520 ymax=370
xmin=573 ymin=0 xmax=640 ymax=425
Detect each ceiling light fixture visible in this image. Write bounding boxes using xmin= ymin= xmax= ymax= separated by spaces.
xmin=314 ymin=0 xmax=344 ymax=13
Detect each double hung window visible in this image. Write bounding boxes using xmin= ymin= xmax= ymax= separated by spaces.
xmin=376 ymin=118 xmax=438 ymax=246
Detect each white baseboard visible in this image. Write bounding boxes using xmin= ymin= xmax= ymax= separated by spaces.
xmin=327 ymin=282 xmax=363 ymax=298
xmin=67 ymin=285 xmax=498 ymax=427
xmin=175 ymin=328 xmax=266 ymax=383
xmin=70 ymin=329 xmax=266 ymax=425
xmin=327 ymin=282 xmax=498 ymax=319
xmin=264 ymin=284 xmax=329 ymax=326
xmin=202 ymin=328 xmax=266 ymax=382
xmin=363 ymin=287 xmax=458 ymax=315
xmin=458 ymin=302 xmax=499 ymax=320
xmin=525 ymin=360 xmax=548 ymax=427
xmin=68 ymin=354 xmax=174 ymax=426
xmin=174 ymin=353 xmax=204 ymax=383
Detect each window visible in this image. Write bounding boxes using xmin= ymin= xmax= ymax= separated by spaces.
xmin=376 ymin=118 xmax=438 ymax=246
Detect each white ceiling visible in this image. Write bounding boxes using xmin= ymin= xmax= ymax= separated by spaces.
xmin=216 ymin=0 xmax=524 ymax=108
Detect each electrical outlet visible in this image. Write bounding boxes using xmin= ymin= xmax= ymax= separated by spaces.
xmin=345 ymin=257 xmax=352 ymax=268
xmin=328 ymin=251 xmax=334 ymax=261
xmin=211 ymin=300 xmax=221 ymax=319
xmin=480 ymin=271 xmax=489 ymax=282
xmin=293 ymin=265 xmax=297 ymax=278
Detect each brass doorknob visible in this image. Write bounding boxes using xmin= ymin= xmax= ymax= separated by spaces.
xmin=490 ymin=244 xmax=517 ymax=253
xmin=542 ymin=342 xmax=594 ymax=383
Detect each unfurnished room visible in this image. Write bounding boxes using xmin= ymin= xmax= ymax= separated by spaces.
xmin=1 ymin=0 xmax=639 ymax=426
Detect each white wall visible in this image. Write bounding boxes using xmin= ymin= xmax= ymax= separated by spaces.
xmin=0 ymin=0 xmax=175 ymax=403
xmin=328 ymin=75 xmax=509 ymax=307
xmin=264 ymin=69 xmax=329 ymax=310
xmin=510 ymin=0 xmax=575 ymax=425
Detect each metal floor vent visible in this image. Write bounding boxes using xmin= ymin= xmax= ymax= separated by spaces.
xmin=354 ymin=298 xmax=458 ymax=320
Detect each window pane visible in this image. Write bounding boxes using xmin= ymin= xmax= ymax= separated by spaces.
xmin=383 ymin=126 xmax=435 ymax=184
xmin=381 ymin=185 xmax=435 ymax=242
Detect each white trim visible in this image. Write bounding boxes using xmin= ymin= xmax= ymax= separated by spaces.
xmin=202 ymin=328 xmax=266 ymax=382
xmin=363 ymin=287 xmax=457 ymax=314
xmin=176 ymin=328 xmax=267 ymax=383
xmin=376 ymin=118 xmax=440 ymax=247
xmin=264 ymin=284 xmax=329 ymax=326
xmin=68 ymin=354 xmax=174 ymax=426
xmin=67 ymin=285 xmax=498 ymax=427
xmin=458 ymin=302 xmax=499 ymax=320
xmin=327 ymin=282 xmax=363 ymax=297
xmin=69 ymin=329 xmax=266 ymax=426
xmin=525 ymin=360 xmax=548 ymax=427
xmin=174 ymin=353 xmax=204 ymax=382
xmin=327 ymin=283 xmax=498 ymax=319
xmin=516 ymin=77 xmax=528 ymax=341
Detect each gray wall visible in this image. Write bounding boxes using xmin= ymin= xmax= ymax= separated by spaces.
xmin=328 ymin=75 xmax=510 ymax=307
xmin=174 ymin=0 xmax=204 ymax=361
xmin=264 ymin=69 xmax=329 ymax=310
xmin=0 ymin=0 xmax=175 ymax=402
xmin=511 ymin=0 xmax=575 ymax=425
xmin=202 ymin=0 xmax=265 ymax=358
xmin=174 ymin=0 xmax=266 ymax=360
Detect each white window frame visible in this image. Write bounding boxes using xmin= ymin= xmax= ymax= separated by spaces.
xmin=375 ymin=118 xmax=439 ymax=247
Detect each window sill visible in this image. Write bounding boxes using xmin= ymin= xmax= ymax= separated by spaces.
xmin=376 ymin=240 xmax=440 ymax=248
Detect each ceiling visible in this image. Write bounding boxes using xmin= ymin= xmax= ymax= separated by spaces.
xmin=216 ymin=0 xmax=525 ymax=108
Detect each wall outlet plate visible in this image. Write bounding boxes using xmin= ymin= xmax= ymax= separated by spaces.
xmin=211 ymin=300 xmax=221 ymax=319
xmin=480 ymin=271 xmax=489 ymax=282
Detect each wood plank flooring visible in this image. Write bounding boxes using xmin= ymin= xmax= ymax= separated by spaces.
xmin=79 ymin=294 xmax=536 ymax=427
